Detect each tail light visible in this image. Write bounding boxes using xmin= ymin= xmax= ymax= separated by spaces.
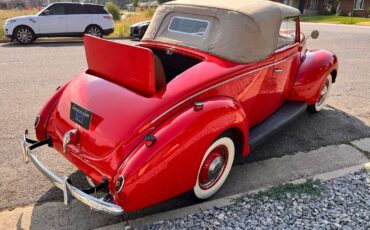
xmin=115 ymin=176 xmax=125 ymax=193
xmin=34 ymin=115 xmax=40 ymax=128
xmin=104 ymin=15 xmax=113 ymax=21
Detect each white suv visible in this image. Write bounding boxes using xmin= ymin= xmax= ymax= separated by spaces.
xmin=3 ymin=2 xmax=114 ymax=44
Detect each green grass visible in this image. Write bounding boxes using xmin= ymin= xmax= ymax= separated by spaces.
xmin=301 ymin=15 xmax=370 ymax=26
xmin=0 ymin=25 xmax=4 ymax=39
xmin=253 ymin=179 xmax=323 ymax=200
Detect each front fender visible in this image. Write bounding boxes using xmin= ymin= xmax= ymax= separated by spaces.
xmin=8 ymin=20 xmax=39 ymax=35
xmin=289 ymin=49 xmax=338 ymax=104
xmin=112 ymin=97 xmax=248 ymax=211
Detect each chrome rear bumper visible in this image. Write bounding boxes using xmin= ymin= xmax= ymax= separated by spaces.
xmin=20 ymin=131 xmax=124 ymax=216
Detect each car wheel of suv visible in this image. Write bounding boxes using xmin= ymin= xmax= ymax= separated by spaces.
xmin=307 ymin=75 xmax=332 ymax=114
xmin=85 ymin=25 xmax=103 ymax=38
xmin=14 ymin=26 xmax=36 ymax=44
xmin=193 ymin=134 xmax=235 ymax=199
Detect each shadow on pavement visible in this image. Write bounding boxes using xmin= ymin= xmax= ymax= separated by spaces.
xmin=1 ymin=40 xmax=84 ymax=48
xmin=28 ymin=106 xmax=370 ymax=229
xmin=246 ymin=105 xmax=370 ymax=162
xmin=0 ymin=38 xmax=133 ymax=48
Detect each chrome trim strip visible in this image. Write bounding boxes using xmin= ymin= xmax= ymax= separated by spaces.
xmin=151 ymin=55 xmax=295 ymax=124
xmin=20 ymin=135 xmax=124 ymax=216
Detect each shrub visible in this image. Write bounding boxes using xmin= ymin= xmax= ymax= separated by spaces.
xmin=105 ymin=2 xmax=121 ymax=21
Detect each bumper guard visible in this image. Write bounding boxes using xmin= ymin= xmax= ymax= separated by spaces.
xmin=20 ymin=130 xmax=124 ymax=216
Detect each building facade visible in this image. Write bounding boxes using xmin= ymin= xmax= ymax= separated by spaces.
xmin=276 ymin=0 xmax=370 ymax=17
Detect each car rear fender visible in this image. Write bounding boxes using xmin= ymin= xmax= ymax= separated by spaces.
xmin=35 ymin=81 xmax=71 ymax=141
xmin=112 ymin=96 xmax=248 ymax=211
xmin=288 ymin=50 xmax=338 ymax=105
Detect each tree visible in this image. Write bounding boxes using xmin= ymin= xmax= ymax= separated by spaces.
xmin=133 ymin=0 xmax=139 ymax=7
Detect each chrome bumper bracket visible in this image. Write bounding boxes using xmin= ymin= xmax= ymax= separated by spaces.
xmin=63 ymin=177 xmax=73 ymax=205
xmin=19 ymin=130 xmax=124 ymax=216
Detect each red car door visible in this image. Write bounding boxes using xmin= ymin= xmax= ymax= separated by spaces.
xmin=273 ymin=44 xmax=300 ymax=102
xmin=273 ymin=17 xmax=301 ymax=101
xmin=250 ymin=17 xmax=300 ymax=126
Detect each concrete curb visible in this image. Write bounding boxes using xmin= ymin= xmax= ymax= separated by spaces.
xmin=98 ymin=163 xmax=367 ymax=230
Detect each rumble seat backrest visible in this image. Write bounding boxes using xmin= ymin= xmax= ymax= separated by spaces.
xmin=84 ymin=35 xmax=164 ymax=97
xmin=154 ymin=55 xmax=166 ymax=91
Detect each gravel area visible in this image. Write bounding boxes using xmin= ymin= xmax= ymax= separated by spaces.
xmin=145 ymin=171 xmax=370 ymax=229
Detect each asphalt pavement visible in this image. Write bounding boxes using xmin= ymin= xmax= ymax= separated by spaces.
xmin=0 ymin=23 xmax=369 ymax=229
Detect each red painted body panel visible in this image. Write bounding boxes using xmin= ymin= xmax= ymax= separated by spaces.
xmin=35 ymin=81 xmax=71 ymax=141
xmin=288 ymin=49 xmax=338 ymax=104
xmin=34 ymin=23 xmax=338 ymax=212
xmin=112 ymin=97 xmax=248 ymax=211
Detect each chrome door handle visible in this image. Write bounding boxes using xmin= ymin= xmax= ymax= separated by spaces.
xmin=273 ymin=68 xmax=283 ymax=73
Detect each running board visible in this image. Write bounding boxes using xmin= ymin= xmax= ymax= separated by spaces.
xmin=249 ymin=101 xmax=307 ymax=149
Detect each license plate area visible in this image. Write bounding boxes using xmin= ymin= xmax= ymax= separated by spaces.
xmin=70 ymin=102 xmax=92 ymax=130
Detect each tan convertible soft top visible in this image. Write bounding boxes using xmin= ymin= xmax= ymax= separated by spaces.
xmin=143 ymin=0 xmax=300 ymax=63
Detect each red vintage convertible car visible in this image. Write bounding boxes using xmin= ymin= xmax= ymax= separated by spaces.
xmin=20 ymin=0 xmax=338 ymax=215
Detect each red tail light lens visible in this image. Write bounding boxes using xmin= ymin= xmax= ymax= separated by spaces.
xmin=34 ymin=115 xmax=40 ymax=128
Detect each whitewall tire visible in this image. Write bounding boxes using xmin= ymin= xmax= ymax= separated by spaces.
xmin=308 ymin=75 xmax=332 ymax=113
xmin=193 ymin=135 xmax=235 ymax=199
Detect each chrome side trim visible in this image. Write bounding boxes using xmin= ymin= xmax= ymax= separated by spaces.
xmin=151 ymin=55 xmax=295 ymax=124
xmin=20 ymin=134 xmax=124 ymax=216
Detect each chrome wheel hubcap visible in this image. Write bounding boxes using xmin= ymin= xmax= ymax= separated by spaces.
xmin=17 ymin=28 xmax=32 ymax=43
xmin=199 ymin=146 xmax=228 ymax=189
xmin=87 ymin=27 xmax=102 ymax=37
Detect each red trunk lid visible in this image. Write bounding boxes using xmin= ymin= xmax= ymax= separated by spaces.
xmin=53 ymin=73 xmax=159 ymax=159
xmin=84 ymin=35 xmax=157 ymax=97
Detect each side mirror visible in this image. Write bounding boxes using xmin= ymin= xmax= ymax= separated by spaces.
xmin=311 ymin=30 xmax=319 ymax=39
xmin=43 ymin=10 xmax=50 ymax=16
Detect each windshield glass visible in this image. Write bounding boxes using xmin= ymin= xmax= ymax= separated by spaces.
xmin=36 ymin=5 xmax=51 ymax=16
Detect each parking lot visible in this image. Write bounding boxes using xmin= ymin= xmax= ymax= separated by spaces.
xmin=0 ymin=23 xmax=370 ymax=229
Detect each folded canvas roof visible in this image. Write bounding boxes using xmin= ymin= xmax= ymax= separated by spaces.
xmin=143 ymin=0 xmax=300 ymax=63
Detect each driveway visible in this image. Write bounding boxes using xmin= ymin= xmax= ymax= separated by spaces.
xmin=0 ymin=23 xmax=369 ymax=229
